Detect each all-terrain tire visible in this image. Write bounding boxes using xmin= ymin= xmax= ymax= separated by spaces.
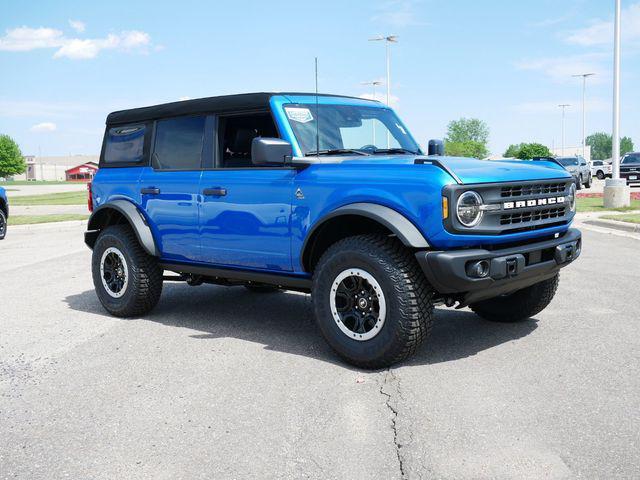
xmin=92 ymin=224 xmax=163 ymax=317
xmin=470 ymin=274 xmax=559 ymax=323
xmin=312 ymin=234 xmax=434 ymax=369
xmin=0 ymin=209 xmax=6 ymax=240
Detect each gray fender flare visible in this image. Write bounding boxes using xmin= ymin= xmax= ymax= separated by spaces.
xmin=302 ymin=202 xmax=429 ymax=257
xmin=86 ymin=199 xmax=158 ymax=256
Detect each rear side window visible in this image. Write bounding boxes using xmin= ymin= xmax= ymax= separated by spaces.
xmin=152 ymin=116 xmax=206 ymax=170
xmin=103 ymin=124 xmax=146 ymax=164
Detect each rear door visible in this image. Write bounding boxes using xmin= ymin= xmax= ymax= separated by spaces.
xmin=198 ymin=112 xmax=294 ymax=271
xmin=139 ymin=115 xmax=212 ymax=262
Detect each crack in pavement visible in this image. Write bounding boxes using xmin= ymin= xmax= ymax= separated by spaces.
xmin=380 ymin=369 xmax=408 ymax=479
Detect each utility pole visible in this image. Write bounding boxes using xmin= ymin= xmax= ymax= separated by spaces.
xmin=572 ymin=73 xmax=595 ymax=159
xmin=558 ymin=104 xmax=570 ymax=155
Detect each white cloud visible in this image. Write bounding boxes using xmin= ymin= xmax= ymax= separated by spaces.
xmin=371 ymin=0 xmax=427 ymax=27
xmin=0 ymin=26 xmax=152 ymax=59
xmin=179 ymin=96 xmax=192 ymax=101
xmin=564 ymin=3 xmax=640 ymax=46
xmin=68 ymin=19 xmax=86 ymax=33
xmin=515 ymin=53 xmax=607 ymax=83
xmin=30 ymin=122 xmax=57 ymax=132
xmin=0 ymin=27 xmax=64 ymax=51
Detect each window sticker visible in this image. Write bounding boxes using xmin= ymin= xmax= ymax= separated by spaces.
xmin=285 ymin=107 xmax=314 ymax=123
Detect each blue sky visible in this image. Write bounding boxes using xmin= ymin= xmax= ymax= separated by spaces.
xmin=1 ymin=0 xmax=638 ymax=157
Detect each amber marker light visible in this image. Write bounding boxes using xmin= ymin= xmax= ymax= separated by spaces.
xmin=442 ymin=196 xmax=449 ymax=219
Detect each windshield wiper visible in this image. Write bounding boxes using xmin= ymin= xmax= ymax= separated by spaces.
xmin=305 ymin=149 xmax=370 ymax=157
xmin=371 ymin=148 xmax=420 ymax=155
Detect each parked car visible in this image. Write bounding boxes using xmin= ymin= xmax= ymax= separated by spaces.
xmin=620 ymin=152 xmax=640 ymax=185
xmin=85 ymin=92 xmax=581 ymax=368
xmin=556 ymin=156 xmax=591 ymax=189
xmin=590 ymin=160 xmax=612 ymax=180
xmin=0 ymin=186 xmax=7 ymax=240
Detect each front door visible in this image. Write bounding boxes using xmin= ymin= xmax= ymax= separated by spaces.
xmin=198 ymin=112 xmax=294 ymax=271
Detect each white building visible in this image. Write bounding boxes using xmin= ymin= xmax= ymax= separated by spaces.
xmin=551 ymin=146 xmax=591 ymax=162
xmin=12 ymin=155 xmax=99 ymax=181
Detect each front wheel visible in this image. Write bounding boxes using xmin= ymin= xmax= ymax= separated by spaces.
xmin=470 ymin=274 xmax=559 ymax=323
xmin=92 ymin=224 xmax=163 ymax=317
xmin=312 ymin=234 xmax=434 ymax=369
xmin=584 ymin=175 xmax=592 ymax=188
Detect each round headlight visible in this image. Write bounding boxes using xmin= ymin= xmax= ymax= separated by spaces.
xmin=568 ymin=183 xmax=576 ymax=212
xmin=456 ymin=191 xmax=483 ymax=227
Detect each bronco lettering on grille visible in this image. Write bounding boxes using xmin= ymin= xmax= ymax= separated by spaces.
xmin=503 ymin=196 xmax=565 ymax=210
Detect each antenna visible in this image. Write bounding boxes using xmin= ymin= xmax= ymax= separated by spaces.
xmin=315 ymin=57 xmax=320 ymax=158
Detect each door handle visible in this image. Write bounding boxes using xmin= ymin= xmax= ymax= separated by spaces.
xmin=203 ymin=187 xmax=227 ymax=196
xmin=141 ymin=187 xmax=160 ymax=195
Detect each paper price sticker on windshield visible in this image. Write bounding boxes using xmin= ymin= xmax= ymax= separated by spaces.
xmin=285 ymin=107 xmax=314 ymax=123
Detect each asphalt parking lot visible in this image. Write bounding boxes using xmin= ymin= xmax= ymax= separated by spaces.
xmin=1 ymin=223 xmax=639 ymax=479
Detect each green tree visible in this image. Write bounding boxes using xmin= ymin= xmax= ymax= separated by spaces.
xmin=586 ymin=132 xmax=634 ymax=160
xmin=504 ymin=143 xmax=525 ymax=158
xmin=0 ymin=134 xmax=26 ymax=178
xmin=444 ymin=118 xmax=490 ymax=158
xmin=444 ymin=141 xmax=488 ymax=159
xmin=515 ymin=143 xmax=552 ymax=159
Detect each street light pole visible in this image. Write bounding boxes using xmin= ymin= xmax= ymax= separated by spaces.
xmin=604 ymin=0 xmax=629 ymax=208
xmin=368 ymin=35 xmax=398 ymax=107
xmin=361 ymin=80 xmax=383 ymax=144
xmin=612 ymin=0 xmax=622 ymax=179
xmin=572 ymin=73 xmax=595 ymax=159
xmin=558 ymin=104 xmax=570 ymax=155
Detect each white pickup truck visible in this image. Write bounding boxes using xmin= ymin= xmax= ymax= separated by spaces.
xmin=590 ymin=160 xmax=612 ymax=180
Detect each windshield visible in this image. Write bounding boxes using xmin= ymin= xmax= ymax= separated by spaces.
xmin=283 ymin=104 xmax=421 ymax=156
xmin=557 ymin=157 xmax=578 ymax=167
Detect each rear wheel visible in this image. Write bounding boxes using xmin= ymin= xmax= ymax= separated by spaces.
xmin=92 ymin=224 xmax=163 ymax=317
xmin=0 ymin=209 xmax=6 ymax=240
xmin=470 ymin=274 xmax=559 ymax=323
xmin=312 ymin=234 xmax=434 ymax=369
xmin=596 ymin=170 xmax=605 ymax=180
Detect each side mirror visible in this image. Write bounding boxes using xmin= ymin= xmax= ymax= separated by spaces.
xmin=251 ymin=137 xmax=292 ymax=165
xmin=427 ymin=139 xmax=444 ymax=156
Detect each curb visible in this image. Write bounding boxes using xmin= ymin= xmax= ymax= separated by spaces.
xmin=9 ymin=220 xmax=88 ymax=231
xmin=584 ymin=219 xmax=640 ymax=233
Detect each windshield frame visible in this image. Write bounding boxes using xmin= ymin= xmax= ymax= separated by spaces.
xmin=271 ymin=95 xmax=422 ymax=158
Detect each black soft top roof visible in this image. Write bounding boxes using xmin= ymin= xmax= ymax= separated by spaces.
xmin=106 ymin=92 xmax=372 ymax=125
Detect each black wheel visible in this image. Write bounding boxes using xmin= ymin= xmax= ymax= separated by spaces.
xmin=470 ymin=274 xmax=559 ymax=323
xmin=92 ymin=224 xmax=163 ymax=317
xmin=596 ymin=170 xmax=605 ymax=180
xmin=244 ymin=284 xmax=281 ymax=293
xmin=0 ymin=209 xmax=6 ymax=240
xmin=576 ymin=176 xmax=583 ymax=190
xmin=585 ymin=175 xmax=592 ymax=188
xmin=312 ymin=234 xmax=434 ymax=369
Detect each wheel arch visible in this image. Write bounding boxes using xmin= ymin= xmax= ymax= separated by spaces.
xmin=301 ymin=203 xmax=429 ymax=272
xmin=85 ymin=200 xmax=158 ymax=256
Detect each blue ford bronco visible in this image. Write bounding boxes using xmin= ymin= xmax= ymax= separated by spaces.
xmin=0 ymin=186 xmax=8 ymax=240
xmin=85 ymin=93 xmax=581 ymax=368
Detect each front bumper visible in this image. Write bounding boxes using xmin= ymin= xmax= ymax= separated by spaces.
xmin=416 ymin=228 xmax=581 ymax=307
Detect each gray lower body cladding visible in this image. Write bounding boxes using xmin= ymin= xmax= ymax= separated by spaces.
xmin=416 ymin=228 xmax=581 ymax=307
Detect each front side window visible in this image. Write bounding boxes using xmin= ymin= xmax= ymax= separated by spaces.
xmin=284 ymin=104 xmax=421 ymax=156
xmin=152 ymin=116 xmax=206 ymax=170
xmin=219 ymin=113 xmax=278 ymax=168
xmin=103 ymin=124 xmax=146 ymax=164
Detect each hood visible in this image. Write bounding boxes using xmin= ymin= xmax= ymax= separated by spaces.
xmin=339 ymin=155 xmax=571 ymax=184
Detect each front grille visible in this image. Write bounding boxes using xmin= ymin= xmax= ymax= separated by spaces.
xmin=500 ymin=207 xmax=566 ymax=225
xmin=500 ymin=182 xmax=566 ymax=198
